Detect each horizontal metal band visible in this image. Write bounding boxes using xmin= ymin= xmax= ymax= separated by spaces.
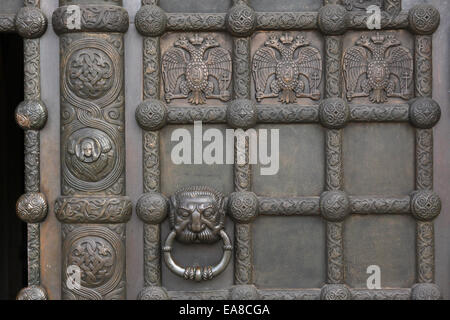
xmin=349 ymin=104 xmax=410 ymax=122
xmin=257 ymin=105 xmax=319 ymax=123
xmin=258 ymin=196 xmax=320 ymax=216
xmin=168 ymin=289 xmax=230 ymax=300
xmin=349 ymin=195 xmax=411 ymax=215
xmin=167 ymin=287 xmax=412 ymax=300
xmin=52 ymin=5 xmax=129 ymax=35
xmin=255 ymin=12 xmax=317 ymax=30
xmin=258 ymin=289 xmax=320 ymax=300
xmin=0 ymin=13 xmax=16 ymax=33
xmin=166 ymin=13 xmax=226 ymax=31
xmin=55 ymin=196 xmax=132 ymax=223
xmin=351 ymin=288 xmax=411 ymax=300
xmin=347 ymin=11 xmax=409 ymax=30
xmin=167 ymin=105 xmax=227 ymax=124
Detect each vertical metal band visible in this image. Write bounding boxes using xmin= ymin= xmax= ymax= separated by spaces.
xmin=327 ymin=221 xmax=344 ymax=284
xmin=415 ymin=129 xmax=433 ymax=191
xmin=324 ymin=36 xmax=342 ymax=99
xmin=143 ymin=131 xmax=160 ymax=193
xmin=323 ymin=32 xmax=345 ymax=286
xmin=417 ymin=221 xmax=434 ymax=283
xmin=27 ymin=223 xmax=40 ymax=285
xmin=325 ymin=129 xmax=343 ymax=192
xmin=24 ymin=39 xmax=41 ymax=101
xmin=24 ymin=130 xmax=40 ymax=193
xmin=234 ymin=223 xmax=253 ymax=284
xmin=56 ymin=0 xmax=129 ymax=300
xmin=143 ymin=37 xmax=161 ymax=101
xmin=144 ymin=224 xmax=161 ymax=286
xmin=415 ymin=35 xmax=432 ymax=98
xmin=232 ymin=37 xmax=250 ymax=100
xmin=413 ymin=33 xmax=436 ymax=288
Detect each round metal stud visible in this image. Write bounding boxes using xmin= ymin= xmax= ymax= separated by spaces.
xmin=410 ymin=190 xmax=441 ymax=221
xmin=226 ymin=2 xmax=256 ymax=36
xmin=136 ymin=192 xmax=168 ymax=224
xmin=320 ymin=284 xmax=351 ymax=300
xmin=409 ymin=4 xmax=440 ymax=35
xmin=319 ymin=98 xmax=349 ymax=129
xmin=228 ymin=191 xmax=259 ymax=223
xmin=320 ymin=191 xmax=350 ymax=222
xmin=137 ymin=286 xmax=169 ymax=300
xmin=135 ymin=5 xmax=167 ymax=37
xmin=135 ymin=99 xmax=168 ymax=131
xmin=409 ymin=98 xmax=441 ymax=129
xmin=15 ymin=100 xmax=48 ymax=131
xmin=16 ymin=285 xmax=48 ymax=300
xmin=411 ymin=283 xmax=441 ymax=300
xmin=227 ymin=99 xmax=257 ymax=129
xmin=15 ymin=7 xmax=48 ymax=39
xmin=318 ymin=5 xmax=347 ymax=35
xmin=16 ymin=192 xmax=48 ymax=223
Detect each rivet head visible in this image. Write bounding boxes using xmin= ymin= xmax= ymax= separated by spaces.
xmin=409 ymin=98 xmax=441 ymax=129
xmin=320 ymin=191 xmax=350 ymax=222
xmin=16 ymin=193 xmax=48 ymax=223
xmin=228 ymin=191 xmax=259 ymax=223
xmin=409 ymin=4 xmax=440 ymax=35
xmin=135 ymin=5 xmax=167 ymax=37
xmin=15 ymin=100 xmax=48 ymax=131
xmin=411 ymin=190 xmax=441 ymax=221
xmin=227 ymin=99 xmax=257 ymax=129
xmin=15 ymin=7 xmax=48 ymax=39
xmin=135 ymin=99 xmax=168 ymax=131
xmin=136 ymin=192 xmax=168 ymax=224
xmin=318 ymin=5 xmax=347 ymax=35
xmin=226 ymin=3 xmax=256 ymax=36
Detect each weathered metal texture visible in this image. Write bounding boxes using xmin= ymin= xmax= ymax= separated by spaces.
xmin=53 ymin=0 xmax=130 ymax=300
xmin=2 ymin=0 xmax=444 ymax=300
xmin=12 ymin=0 xmax=49 ymax=300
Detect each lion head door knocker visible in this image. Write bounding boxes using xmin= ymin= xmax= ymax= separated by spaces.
xmin=343 ymin=33 xmax=413 ymax=103
xmin=252 ymin=33 xmax=322 ymax=104
xmin=162 ymin=34 xmax=232 ymax=105
xmin=163 ymin=186 xmax=232 ymax=282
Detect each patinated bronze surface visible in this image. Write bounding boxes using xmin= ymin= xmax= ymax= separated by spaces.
xmin=2 ymin=0 xmax=448 ymax=300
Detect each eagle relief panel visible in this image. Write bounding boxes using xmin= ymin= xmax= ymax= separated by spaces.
xmin=251 ymin=31 xmax=324 ymax=105
xmin=343 ymin=30 xmax=414 ymax=104
xmin=161 ymin=32 xmax=232 ymax=105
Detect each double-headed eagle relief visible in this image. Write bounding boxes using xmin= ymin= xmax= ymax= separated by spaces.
xmin=252 ymin=33 xmax=322 ymax=104
xmin=343 ymin=33 xmax=413 ymax=103
xmin=162 ymin=34 xmax=232 ymax=105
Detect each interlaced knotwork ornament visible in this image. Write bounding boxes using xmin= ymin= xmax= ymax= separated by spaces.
xmin=344 ymin=33 xmax=413 ymax=103
xmin=162 ymin=34 xmax=232 ymax=105
xmin=252 ymin=33 xmax=322 ymax=103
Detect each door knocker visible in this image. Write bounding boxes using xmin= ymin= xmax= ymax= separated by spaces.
xmin=163 ymin=186 xmax=232 ymax=282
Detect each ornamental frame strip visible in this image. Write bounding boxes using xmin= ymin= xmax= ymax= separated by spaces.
xmin=132 ymin=0 xmax=442 ymax=300
xmin=11 ymin=0 xmax=50 ymax=300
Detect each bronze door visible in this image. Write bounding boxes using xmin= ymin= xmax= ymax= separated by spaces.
xmin=3 ymin=0 xmax=449 ymax=300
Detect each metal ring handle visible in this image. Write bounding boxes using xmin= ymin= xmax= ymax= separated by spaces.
xmin=163 ymin=229 xmax=232 ymax=282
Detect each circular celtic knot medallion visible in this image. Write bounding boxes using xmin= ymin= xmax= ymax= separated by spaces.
xmin=62 ymin=38 xmax=122 ymax=108
xmin=16 ymin=286 xmax=48 ymax=300
xmin=409 ymin=5 xmax=440 ymax=35
xmin=409 ymin=98 xmax=441 ymax=129
xmin=411 ymin=190 xmax=441 ymax=221
xmin=318 ymin=5 xmax=347 ymax=35
xmin=320 ymin=284 xmax=351 ymax=300
xmin=67 ymin=48 xmax=114 ymax=100
xmin=135 ymin=5 xmax=167 ymax=37
xmin=227 ymin=99 xmax=257 ymax=129
xmin=65 ymin=128 xmax=116 ymax=184
xmin=16 ymin=192 xmax=48 ymax=223
xmin=319 ymin=98 xmax=349 ymax=129
xmin=15 ymin=100 xmax=48 ymax=130
xmin=63 ymin=226 xmax=124 ymax=297
xmin=15 ymin=7 xmax=48 ymax=39
xmin=226 ymin=3 xmax=256 ymax=36
xmin=135 ymin=99 xmax=168 ymax=131
xmin=320 ymin=191 xmax=350 ymax=222
xmin=136 ymin=192 xmax=168 ymax=224
xmin=228 ymin=191 xmax=259 ymax=223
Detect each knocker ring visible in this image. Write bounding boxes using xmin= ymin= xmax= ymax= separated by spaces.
xmin=163 ymin=229 xmax=232 ymax=282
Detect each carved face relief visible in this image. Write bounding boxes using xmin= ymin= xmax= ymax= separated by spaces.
xmin=162 ymin=34 xmax=232 ymax=105
xmin=252 ymin=33 xmax=322 ymax=104
xmin=169 ymin=186 xmax=227 ymax=244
